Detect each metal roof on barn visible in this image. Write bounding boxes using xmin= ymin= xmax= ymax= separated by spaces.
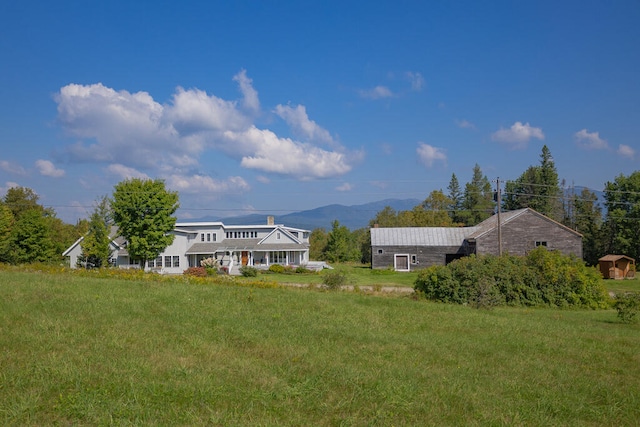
xmin=371 ymin=226 xmax=479 ymax=247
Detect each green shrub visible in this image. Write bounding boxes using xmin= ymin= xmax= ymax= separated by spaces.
xmin=239 ymin=265 xmax=258 ymax=277
xmin=414 ymin=248 xmax=608 ymax=309
xmin=615 ymin=292 xmax=640 ymax=323
xmin=268 ymin=264 xmax=286 ymax=274
xmin=470 ymin=277 xmax=505 ymax=309
xmin=322 ymin=271 xmax=348 ymax=290
xmin=295 ymin=266 xmax=312 ymax=274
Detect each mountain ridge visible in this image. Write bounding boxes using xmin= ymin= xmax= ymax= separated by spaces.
xmin=180 ymin=198 xmax=421 ymax=230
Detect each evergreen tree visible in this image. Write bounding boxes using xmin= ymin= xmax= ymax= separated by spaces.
xmin=447 ymin=173 xmax=464 ymax=224
xmin=502 ymin=145 xmax=562 ymax=220
xmin=461 ymin=164 xmax=494 ymax=225
xmin=323 ymin=220 xmax=360 ymax=262
xmin=572 ymin=188 xmax=603 ymax=265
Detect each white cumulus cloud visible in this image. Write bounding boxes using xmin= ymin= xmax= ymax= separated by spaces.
xmin=574 ymin=129 xmax=608 ymax=150
xmin=359 ymin=85 xmax=394 ymax=100
xmin=165 ymin=174 xmax=250 ymax=195
xmin=0 ymin=181 xmax=20 ymax=196
xmin=456 ymin=119 xmax=476 ymax=130
xmin=491 ymin=122 xmax=545 ymax=149
xmin=416 ymin=143 xmax=447 ymax=168
xmin=55 ymin=71 xmax=355 ymax=183
xmin=106 ymin=164 xmax=150 ymax=180
xmin=0 ymin=160 xmax=27 ymax=176
xmin=618 ymin=144 xmax=635 ymax=158
xmin=274 ymin=104 xmax=335 ymax=146
xmin=405 ymin=71 xmax=425 ymax=91
xmin=35 ymin=159 xmax=65 ymax=177
xmin=223 ymin=126 xmax=351 ymax=179
xmin=336 ymin=182 xmax=353 ymax=192
xmin=232 ymin=69 xmax=260 ymax=113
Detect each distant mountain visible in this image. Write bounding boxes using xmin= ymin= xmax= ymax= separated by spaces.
xmin=182 ymin=198 xmax=421 ymax=230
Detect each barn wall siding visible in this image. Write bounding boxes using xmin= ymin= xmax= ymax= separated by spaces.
xmin=475 ymin=213 xmax=582 ymax=258
xmin=372 ymin=245 xmax=468 ymax=270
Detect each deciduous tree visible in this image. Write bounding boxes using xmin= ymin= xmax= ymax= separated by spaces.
xmin=602 ymin=171 xmax=640 ymax=261
xmin=111 ymin=178 xmax=179 ymax=268
xmin=78 ymin=197 xmax=113 ymax=268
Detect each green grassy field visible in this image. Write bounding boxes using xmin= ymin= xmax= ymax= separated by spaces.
xmin=1 ymin=269 xmax=639 ymax=426
xmin=247 ymin=263 xmax=420 ymax=288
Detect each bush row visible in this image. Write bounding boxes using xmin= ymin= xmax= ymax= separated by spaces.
xmin=414 ymin=247 xmax=609 ymax=309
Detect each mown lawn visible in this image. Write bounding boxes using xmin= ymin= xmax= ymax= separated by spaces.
xmin=602 ymin=276 xmax=640 ymax=295
xmin=247 ymin=263 xmax=419 ymax=288
xmin=1 ymin=269 xmax=639 ymax=426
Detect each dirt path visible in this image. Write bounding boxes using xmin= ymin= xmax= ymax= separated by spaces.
xmin=281 ymin=282 xmax=415 ymax=294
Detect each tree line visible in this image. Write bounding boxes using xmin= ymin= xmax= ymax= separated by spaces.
xmin=312 ymin=145 xmax=640 ymax=266
xmin=0 ymin=179 xmax=178 ymax=267
xmin=1 ymin=147 xmax=639 ymax=267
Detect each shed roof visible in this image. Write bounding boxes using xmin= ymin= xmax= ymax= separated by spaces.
xmin=598 ymin=254 xmax=635 ymax=263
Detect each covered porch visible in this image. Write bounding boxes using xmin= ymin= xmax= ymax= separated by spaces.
xmin=185 ymin=242 xmax=309 ymax=271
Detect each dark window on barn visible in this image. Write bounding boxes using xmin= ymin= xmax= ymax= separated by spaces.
xmin=535 ymin=241 xmax=548 ymax=247
xmin=377 ymin=249 xmax=383 ymax=254
xmin=411 ymin=255 xmax=417 ymax=264
xmin=445 ymin=254 xmax=465 ymax=264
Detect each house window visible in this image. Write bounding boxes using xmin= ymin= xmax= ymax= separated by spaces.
xmin=207 ymin=233 xmax=211 ymax=242
xmin=201 ymin=233 xmax=205 ymax=242
xmin=165 ymin=256 xmax=171 ymax=267
xmin=535 ymin=241 xmax=548 ymax=247
xmin=269 ymin=251 xmax=287 ymax=264
xmin=212 ymin=233 xmax=216 ymax=242
xmin=156 ymin=256 xmax=162 ymax=267
xmin=172 ymin=256 xmax=180 ymax=267
xmin=377 ymin=249 xmax=383 ymax=254
xmin=277 ymin=232 xmax=281 ymax=240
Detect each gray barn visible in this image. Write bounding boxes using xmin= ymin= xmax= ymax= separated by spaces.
xmin=370 ymin=208 xmax=583 ymax=271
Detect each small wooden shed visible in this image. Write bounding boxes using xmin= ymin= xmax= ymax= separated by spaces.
xmin=598 ymin=255 xmax=636 ymax=280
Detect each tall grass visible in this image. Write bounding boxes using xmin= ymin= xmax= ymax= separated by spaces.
xmin=1 ymin=270 xmax=639 ymax=425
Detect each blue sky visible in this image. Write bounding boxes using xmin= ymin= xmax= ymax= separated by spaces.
xmin=1 ymin=1 xmax=639 ymax=223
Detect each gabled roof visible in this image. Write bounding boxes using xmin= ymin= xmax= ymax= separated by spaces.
xmin=258 ymin=226 xmax=302 ymax=245
xmin=62 ymin=225 xmax=123 ymax=256
xmin=599 ymin=254 xmax=635 ymax=263
xmin=371 ymin=226 xmax=478 ymax=246
xmin=370 ymin=208 xmax=581 ymax=247
xmin=466 ymin=208 xmax=582 ymax=240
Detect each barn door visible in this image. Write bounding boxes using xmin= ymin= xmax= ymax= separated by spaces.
xmin=394 ymin=254 xmax=410 ymax=272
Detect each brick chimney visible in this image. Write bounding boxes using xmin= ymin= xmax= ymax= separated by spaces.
xmin=267 ymin=216 xmax=274 ymax=225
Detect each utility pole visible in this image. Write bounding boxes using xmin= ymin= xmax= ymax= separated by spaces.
xmin=496 ymin=178 xmax=502 ymax=256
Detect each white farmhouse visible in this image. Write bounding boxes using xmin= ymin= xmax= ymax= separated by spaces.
xmin=63 ymin=216 xmax=310 ymax=274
